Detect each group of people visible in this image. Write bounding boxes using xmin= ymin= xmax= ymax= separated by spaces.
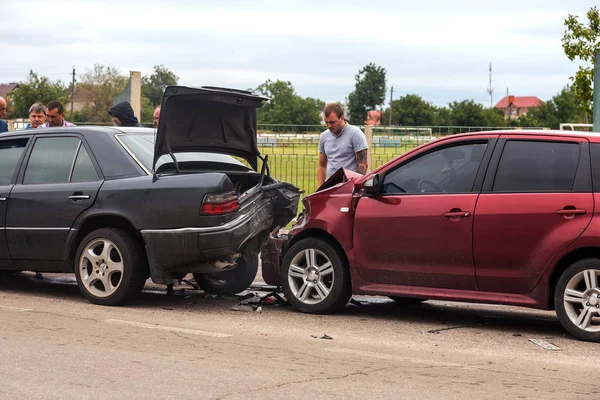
xmin=0 ymin=95 xmax=161 ymax=132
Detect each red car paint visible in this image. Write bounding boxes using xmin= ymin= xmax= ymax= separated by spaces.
xmin=262 ymin=130 xmax=600 ymax=311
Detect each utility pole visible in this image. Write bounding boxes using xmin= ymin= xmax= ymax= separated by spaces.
xmin=388 ymin=85 xmax=394 ymax=126
xmin=70 ymin=66 xmax=75 ymax=120
xmin=486 ymin=63 xmax=493 ymax=108
xmin=506 ymin=87 xmax=510 ymax=127
xmin=594 ymin=51 xmax=600 ymax=132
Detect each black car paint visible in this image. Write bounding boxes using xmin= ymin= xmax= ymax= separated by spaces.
xmin=0 ymin=125 xmax=300 ymax=285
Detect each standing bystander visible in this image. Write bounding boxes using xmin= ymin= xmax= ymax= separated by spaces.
xmin=42 ymin=101 xmax=76 ymax=127
xmin=0 ymin=96 xmax=8 ymax=133
xmin=153 ymin=106 xmax=161 ymax=126
xmin=25 ymin=103 xmax=47 ymax=129
xmin=108 ymin=101 xmax=143 ymax=127
xmin=317 ymin=103 xmax=369 ymax=187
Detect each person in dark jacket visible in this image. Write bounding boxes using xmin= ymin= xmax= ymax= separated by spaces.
xmin=108 ymin=101 xmax=143 ymax=127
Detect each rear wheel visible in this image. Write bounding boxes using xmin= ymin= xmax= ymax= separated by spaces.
xmin=193 ymin=253 xmax=259 ymax=296
xmin=281 ymin=238 xmax=351 ymax=314
xmin=555 ymin=258 xmax=600 ymax=342
xmin=74 ymin=228 xmax=148 ymax=306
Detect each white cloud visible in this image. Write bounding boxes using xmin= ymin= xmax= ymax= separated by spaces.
xmin=1 ymin=0 xmax=597 ymax=105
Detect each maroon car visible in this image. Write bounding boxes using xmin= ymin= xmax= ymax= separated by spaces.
xmin=262 ymin=129 xmax=600 ymax=342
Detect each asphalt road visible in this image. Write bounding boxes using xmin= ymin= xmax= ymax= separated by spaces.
xmin=0 ymin=272 xmax=598 ymax=400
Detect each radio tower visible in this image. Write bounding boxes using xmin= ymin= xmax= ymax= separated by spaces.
xmin=486 ymin=63 xmax=494 ymax=108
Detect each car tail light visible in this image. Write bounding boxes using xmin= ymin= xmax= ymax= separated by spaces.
xmin=200 ymin=191 xmax=241 ymax=215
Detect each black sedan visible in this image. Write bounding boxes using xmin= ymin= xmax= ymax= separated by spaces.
xmin=0 ymin=86 xmax=300 ymax=305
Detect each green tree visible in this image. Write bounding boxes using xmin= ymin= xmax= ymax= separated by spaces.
xmin=448 ymin=100 xmax=489 ymax=126
xmin=6 ymin=71 xmax=68 ymax=118
xmin=142 ymin=64 xmax=179 ymax=107
xmin=562 ymin=6 xmax=600 ymax=117
xmin=519 ymin=86 xmax=587 ymax=129
xmin=254 ymin=80 xmax=324 ymax=125
xmin=433 ymin=106 xmax=453 ymax=126
xmin=347 ymin=63 xmax=387 ymax=124
xmin=77 ymin=64 xmax=127 ymax=122
xmin=481 ymin=107 xmax=506 ymax=126
xmin=384 ymin=94 xmax=435 ymax=126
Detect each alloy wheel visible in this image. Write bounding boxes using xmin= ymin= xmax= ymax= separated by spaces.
xmin=287 ymin=248 xmax=335 ymax=305
xmin=563 ymin=269 xmax=600 ymax=332
xmin=78 ymin=238 xmax=124 ymax=298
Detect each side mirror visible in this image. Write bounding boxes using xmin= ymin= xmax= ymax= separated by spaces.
xmin=363 ymin=174 xmax=380 ymax=194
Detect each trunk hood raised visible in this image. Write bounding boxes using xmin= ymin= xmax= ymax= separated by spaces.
xmin=153 ymin=86 xmax=269 ymax=171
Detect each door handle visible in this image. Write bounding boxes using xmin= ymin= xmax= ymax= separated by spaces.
xmin=0 ymin=197 xmax=6 ymax=202
xmin=556 ymin=209 xmax=586 ymax=216
xmin=68 ymin=195 xmax=90 ymax=200
xmin=443 ymin=211 xmax=471 ymax=218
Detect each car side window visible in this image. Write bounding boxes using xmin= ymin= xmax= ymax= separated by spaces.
xmin=71 ymin=145 xmax=100 ymax=183
xmin=382 ymin=142 xmax=488 ymax=194
xmin=23 ymin=137 xmax=81 ymax=185
xmin=493 ymin=141 xmax=580 ymax=192
xmin=0 ymin=138 xmax=29 ymax=185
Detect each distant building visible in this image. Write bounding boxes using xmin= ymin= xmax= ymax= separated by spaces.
xmin=67 ymin=86 xmax=96 ymax=113
xmin=0 ymin=83 xmax=18 ymax=98
xmin=494 ymin=96 xmax=543 ymax=119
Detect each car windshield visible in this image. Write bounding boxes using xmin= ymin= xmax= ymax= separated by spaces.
xmin=116 ymin=134 xmax=245 ymax=172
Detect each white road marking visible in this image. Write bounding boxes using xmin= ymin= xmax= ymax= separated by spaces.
xmin=0 ymin=305 xmax=33 ymax=312
xmin=103 ymin=319 xmax=232 ymax=338
xmin=325 ymin=347 xmax=465 ymax=367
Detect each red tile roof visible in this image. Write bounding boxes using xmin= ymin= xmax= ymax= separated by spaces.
xmin=494 ymin=96 xmax=543 ymax=109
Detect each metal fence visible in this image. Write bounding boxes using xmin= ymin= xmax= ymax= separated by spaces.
xmin=5 ymin=120 xmax=550 ymax=196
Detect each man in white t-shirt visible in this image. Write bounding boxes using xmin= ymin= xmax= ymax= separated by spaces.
xmin=318 ymin=103 xmax=369 ymax=186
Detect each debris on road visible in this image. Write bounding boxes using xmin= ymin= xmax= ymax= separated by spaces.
xmin=311 ymin=334 xmax=333 ymax=340
xmin=427 ymin=325 xmax=470 ymax=334
xmin=230 ymin=305 xmax=263 ymax=313
xmin=529 ymin=338 xmax=561 ymax=351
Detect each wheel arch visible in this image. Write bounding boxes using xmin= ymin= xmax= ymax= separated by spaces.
xmin=67 ymin=214 xmax=145 ymax=267
xmin=287 ymin=228 xmax=350 ymax=270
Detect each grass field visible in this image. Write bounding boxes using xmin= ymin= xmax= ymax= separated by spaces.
xmin=257 ymin=141 xmax=422 ymax=195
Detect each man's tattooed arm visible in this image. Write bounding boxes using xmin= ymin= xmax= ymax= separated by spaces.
xmin=356 ymin=149 xmax=368 ymax=175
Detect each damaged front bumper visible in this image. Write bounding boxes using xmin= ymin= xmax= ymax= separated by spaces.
xmin=260 ymin=228 xmax=290 ymax=286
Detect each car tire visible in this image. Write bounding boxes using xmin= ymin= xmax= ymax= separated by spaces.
xmin=193 ymin=253 xmax=259 ymax=296
xmin=281 ymin=238 xmax=351 ymax=314
xmin=389 ymin=296 xmax=426 ymax=305
xmin=554 ymin=258 xmax=600 ymax=342
xmin=74 ymin=228 xmax=147 ymax=306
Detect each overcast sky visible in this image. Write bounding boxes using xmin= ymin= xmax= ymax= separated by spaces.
xmin=1 ymin=0 xmax=597 ymax=107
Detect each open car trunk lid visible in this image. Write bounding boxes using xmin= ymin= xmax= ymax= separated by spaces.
xmin=153 ymin=86 xmax=269 ymax=171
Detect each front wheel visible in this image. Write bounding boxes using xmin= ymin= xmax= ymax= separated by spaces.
xmin=555 ymin=258 xmax=600 ymax=342
xmin=193 ymin=253 xmax=259 ymax=296
xmin=281 ymin=238 xmax=351 ymax=314
xmin=74 ymin=228 xmax=148 ymax=306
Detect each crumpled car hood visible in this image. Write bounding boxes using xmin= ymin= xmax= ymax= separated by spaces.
xmin=316 ymin=168 xmax=364 ymax=192
xmin=153 ymin=86 xmax=269 ymax=171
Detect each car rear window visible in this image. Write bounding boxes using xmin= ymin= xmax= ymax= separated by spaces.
xmin=493 ymin=140 xmax=580 ymax=192
xmin=590 ymin=143 xmax=600 ymax=192
xmin=116 ymin=134 xmax=245 ymax=172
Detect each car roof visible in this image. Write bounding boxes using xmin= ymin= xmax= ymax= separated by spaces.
xmin=445 ymin=129 xmax=600 ymax=141
xmin=0 ymin=125 xmax=154 ymax=138
xmin=4 ymin=126 xmax=600 ymax=142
